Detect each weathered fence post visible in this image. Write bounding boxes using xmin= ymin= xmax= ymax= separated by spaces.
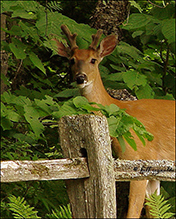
xmin=59 ymin=115 xmax=116 ymax=218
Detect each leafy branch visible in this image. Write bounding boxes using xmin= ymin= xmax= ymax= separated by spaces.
xmin=1 ymin=92 xmax=153 ymax=152
xmin=54 ymin=96 xmax=154 ymax=152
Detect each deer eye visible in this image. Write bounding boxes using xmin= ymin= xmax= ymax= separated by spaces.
xmin=70 ymin=58 xmax=75 ymax=65
xmin=90 ymin=58 xmax=96 ymax=64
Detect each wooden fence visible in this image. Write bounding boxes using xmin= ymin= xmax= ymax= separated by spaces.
xmin=1 ymin=115 xmax=175 ymax=218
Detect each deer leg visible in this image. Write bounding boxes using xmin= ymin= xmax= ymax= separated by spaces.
xmin=126 ymin=180 xmax=148 ymax=218
xmin=145 ymin=180 xmax=160 ymax=218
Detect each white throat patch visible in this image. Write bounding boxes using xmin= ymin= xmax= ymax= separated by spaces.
xmin=78 ymin=80 xmax=94 ymax=95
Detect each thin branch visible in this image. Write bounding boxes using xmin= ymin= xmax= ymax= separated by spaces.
xmin=16 ymin=59 xmax=23 ymax=74
xmin=147 ymin=0 xmax=168 ymax=8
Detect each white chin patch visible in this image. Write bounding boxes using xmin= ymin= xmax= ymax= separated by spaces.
xmin=77 ymin=80 xmax=91 ymax=88
xmin=77 ymin=83 xmax=87 ymax=89
xmin=78 ymin=80 xmax=93 ymax=94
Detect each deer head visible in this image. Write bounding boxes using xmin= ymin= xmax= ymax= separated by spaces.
xmin=53 ymin=25 xmax=118 ymax=94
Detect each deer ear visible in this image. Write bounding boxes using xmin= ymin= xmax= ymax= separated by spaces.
xmin=52 ymin=39 xmax=71 ymax=58
xmin=98 ymin=35 xmax=118 ymax=58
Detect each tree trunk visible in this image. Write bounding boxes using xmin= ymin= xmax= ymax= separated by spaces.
xmin=1 ymin=14 xmax=8 ymax=94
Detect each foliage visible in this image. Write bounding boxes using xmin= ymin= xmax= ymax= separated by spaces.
xmin=1 ymin=180 xmax=69 ymax=218
xmin=1 ymin=91 xmax=60 ymax=144
xmin=3 ymin=194 xmax=71 ymax=219
xmin=7 ymin=195 xmax=41 ymax=218
xmin=63 ymin=96 xmax=153 ymax=152
xmin=101 ymin=1 xmax=175 ymax=100
xmin=161 ymin=182 xmax=176 ymax=214
xmin=46 ymin=204 xmax=72 ymax=218
xmin=1 ymin=92 xmax=153 ymax=152
xmin=145 ymin=190 xmax=175 ymax=218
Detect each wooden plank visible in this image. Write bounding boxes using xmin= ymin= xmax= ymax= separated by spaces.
xmin=114 ymin=159 xmax=175 ymax=181
xmin=1 ymin=158 xmax=89 ymax=183
xmin=59 ymin=115 xmax=116 ymax=219
xmin=1 ymin=158 xmax=175 ymax=183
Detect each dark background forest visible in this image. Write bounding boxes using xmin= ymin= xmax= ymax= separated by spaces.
xmin=1 ymin=0 xmax=175 ymax=218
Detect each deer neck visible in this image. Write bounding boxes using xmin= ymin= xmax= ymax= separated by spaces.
xmin=79 ymin=72 xmax=121 ymax=107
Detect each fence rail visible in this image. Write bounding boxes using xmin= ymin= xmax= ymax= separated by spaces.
xmin=1 ymin=158 xmax=175 ymax=183
xmin=1 ymin=157 xmax=89 ymax=183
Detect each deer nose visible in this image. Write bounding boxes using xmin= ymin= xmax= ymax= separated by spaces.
xmin=76 ymin=73 xmax=87 ymax=84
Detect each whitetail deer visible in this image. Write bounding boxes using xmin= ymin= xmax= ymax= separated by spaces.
xmin=54 ymin=25 xmax=175 ymax=218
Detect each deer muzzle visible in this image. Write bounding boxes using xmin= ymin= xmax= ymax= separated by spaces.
xmin=75 ymin=73 xmax=88 ymax=85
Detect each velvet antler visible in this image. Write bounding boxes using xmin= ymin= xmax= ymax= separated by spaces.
xmin=89 ymin=29 xmax=103 ymax=50
xmin=61 ymin=24 xmax=78 ymax=50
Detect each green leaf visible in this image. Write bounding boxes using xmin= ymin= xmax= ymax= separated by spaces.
xmin=103 ymin=104 xmax=120 ymax=116
xmin=122 ymin=14 xmax=152 ymax=30
xmin=132 ymin=118 xmax=151 ymax=144
xmin=8 ymin=195 xmax=41 ymax=218
xmin=73 ymin=96 xmax=99 ymax=112
xmin=6 ymin=111 xmax=21 ymax=122
xmin=121 ymin=115 xmax=134 ymax=129
xmin=7 ymin=25 xmax=23 ymax=36
xmin=8 ymin=42 xmax=23 ymax=59
xmin=34 ymin=99 xmax=52 ymax=115
xmin=136 ymin=84 xmax=155 ymax=99
xmin=12 ymin=9 xmax=37 ymax=19
xmin=12 ymin=133 xmax=36 ymax=144
xmin=123 ymin=131 xmax=137 ymax=151
xmin=28 ymin=52 xmax=46 ymax=74
xmin=132 ymin=30 xmax=144 ymax=38
xmin=117 ymin=136 xmax=126 ymax=153
xmin=54 ymin=88 xmax=79 ymax=98
xmin=105 ymin=72 xmax=124 ymax=82
xmin=12 ymin=96 xmax=31 ymax=107
xmin=1 ymin=70 xmax=10 ymax=86
xmin=117 ymin=42 xmax=143 ymax=60
xmin=36 ymin=12 xmax=95 ymax=43
xmin=162 ymin=19 xmax=175 ymax=44
xmin=82 ymin=104 xmax=100 ymax=112
xmin=52 ymin=99 xmax=79 ymax=119
xmin=19 ymin=21 xmax=40 ymax=43
xmin=24 ymin=105 xmax=44 ymax=137
xmin=151 ymin=3 xmax=175 ymax=20
xmin=25 ymin=116 xmax=44 ymax=137
xmin=1 ymin=102 xmax=7 ymax=116
xmin=123 ymin=70 xmax=147 ymax=90
xmin=9 ymin=38 xmax=27 ymax=59
xmin=1 ymin=1 xmax=18 ymax=13
xmin=107 ymin=116 xmax=119 ymax=137
xmin=73 ymin=96 xmax=89 ymax=108
xmin=145 ymin=191 xmax=175 ymax=218
xmin=49 ymin=204 xmax=72 ymax=218
xmin=1 ymin=117 xmax=13 ymax=131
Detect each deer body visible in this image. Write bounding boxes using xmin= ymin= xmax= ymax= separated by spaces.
xmin=55 ymin=25 xmax=175 ymax=218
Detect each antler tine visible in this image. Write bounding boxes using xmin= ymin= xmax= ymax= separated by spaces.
xmin=61 ymin=24 xmax=78 ymax=50
xmin=89 ymin=29 xmax=103 ymax=50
